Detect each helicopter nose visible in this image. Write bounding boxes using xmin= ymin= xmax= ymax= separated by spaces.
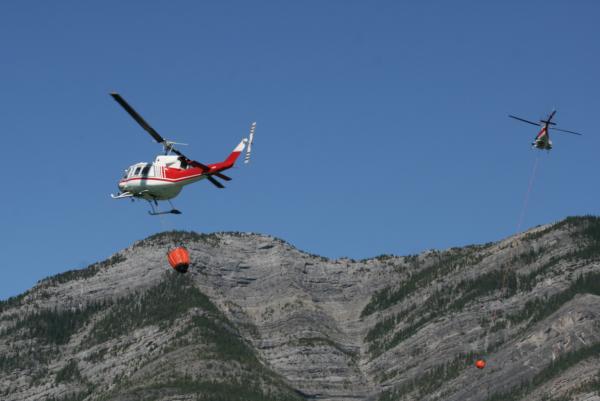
xmin=118 ymin=181 xmax=126 ymax=191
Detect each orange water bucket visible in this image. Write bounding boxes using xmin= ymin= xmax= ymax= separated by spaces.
xmin=167 ymin=247 xmax=190 ymax=273
xmin=475 ymin=359 xmax=486 ymax=369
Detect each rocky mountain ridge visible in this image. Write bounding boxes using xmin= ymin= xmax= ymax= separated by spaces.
xmin=1 ymin=216 xmax=600 ymax=400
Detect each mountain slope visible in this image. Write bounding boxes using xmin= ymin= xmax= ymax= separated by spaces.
xmin=2 ymin=217 xmax=600 ymax=400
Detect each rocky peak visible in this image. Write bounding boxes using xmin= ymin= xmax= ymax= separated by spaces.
xmin=2 ymin=216 xmax=600 ymax=400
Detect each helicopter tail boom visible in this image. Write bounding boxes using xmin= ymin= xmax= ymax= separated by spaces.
xmin=210 ymin=138 xmax=248 ymax=171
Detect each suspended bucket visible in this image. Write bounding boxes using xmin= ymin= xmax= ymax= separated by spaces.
xmin=167 ymin=247 xmax=190 ymax=273
xmin=475 ymin=359 xmax=486 ymax=369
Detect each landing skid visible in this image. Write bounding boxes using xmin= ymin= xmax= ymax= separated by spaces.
xmin=147 ymin=199 xmax=182 ymax=216
xmin=148 ymin=209 xmax=182 ymax=216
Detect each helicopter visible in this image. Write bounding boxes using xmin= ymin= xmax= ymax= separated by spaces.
xmin=110 ymin=93 xmax=256 ymax=215
xmin=509 ymin=110 xmax=582 ymax=150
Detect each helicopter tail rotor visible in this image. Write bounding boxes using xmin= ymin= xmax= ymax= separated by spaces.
xmin=245 ymin=122 xmax=256 ymax=164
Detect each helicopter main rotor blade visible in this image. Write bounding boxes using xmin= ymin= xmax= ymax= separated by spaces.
xmin=508 ymin=115 xmax=541 ymax=127
xmin=206 ymin=175 xmax=225 ymax=188
xmin=110 ymin=93 xmax=166 ymax=144
xmin=549 ymin=127 xmax=583 ymax=136
xmin=214 ymin=172 xmax=232 ymax=181
xmin=188 ymin=159 xmax=211 ymax=170
xmin=543 ymin=110 xmax=557 ymax=124
xmin=170 ymin=148 xmax=188 ymax=158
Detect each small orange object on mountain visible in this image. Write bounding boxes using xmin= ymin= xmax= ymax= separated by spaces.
xmin=167 ymin=247 xmax=190 ymax=273
xmin=475 ymin=359 xmax=486 ymax=369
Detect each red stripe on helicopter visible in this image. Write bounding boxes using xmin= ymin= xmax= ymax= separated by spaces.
xmin=536 ymin=127 xmax=547 ymax=139
xmin=120 ymin=167 xmax=206 ymax=183
xmin=120 ymin=174 xmax=205 ymax=184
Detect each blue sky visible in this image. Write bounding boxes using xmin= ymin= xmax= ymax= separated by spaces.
xmin=1 ymin=1 xmax=599 ymax=299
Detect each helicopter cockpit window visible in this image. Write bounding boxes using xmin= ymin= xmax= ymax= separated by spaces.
xmin=134 ymin=167 xmax=142 ymax=176
xmin=141 ymin=166 xmax=151 ymax=176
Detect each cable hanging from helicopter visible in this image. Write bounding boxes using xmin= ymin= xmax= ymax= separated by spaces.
xmin=108 ymin=93 xmax=256 ymax=215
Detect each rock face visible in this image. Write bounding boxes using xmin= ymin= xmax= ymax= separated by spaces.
xmin=2 ymin=216 xmax=600 ymax=401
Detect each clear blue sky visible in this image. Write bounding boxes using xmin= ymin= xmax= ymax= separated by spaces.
xmin=1 ymin=1 xmax=599 ymax=299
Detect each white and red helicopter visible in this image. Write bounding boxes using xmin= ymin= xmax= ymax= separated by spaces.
xmin=110 ymin=93 xmax=256 ymax=215
xmin=509 ymin=110 xmax=582 ymax=150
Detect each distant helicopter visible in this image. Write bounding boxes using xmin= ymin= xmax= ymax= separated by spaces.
xmin=110 ymin=93 xmax=256 ymax=215
xmin=509 ymin=110 xmax=582 ymax=150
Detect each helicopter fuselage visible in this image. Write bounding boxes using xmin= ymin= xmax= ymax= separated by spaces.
xmin=532 ymin=125 xmax=552 ymax=150
xmin=117 ymin=155 xmax=206 ymax=201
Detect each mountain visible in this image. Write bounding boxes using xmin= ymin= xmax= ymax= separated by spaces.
xmin=2 ymin=216 xmax=600 ymax=401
